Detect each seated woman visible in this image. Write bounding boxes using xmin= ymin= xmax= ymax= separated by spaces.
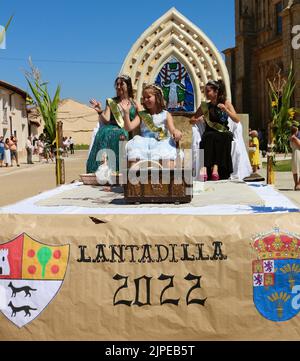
xmin=120 ymin=84 xmax=182 ymax=168
xmin=86 ymin=75 xmax=137 ymax=173
xmin=190 ymin=80 xmax=242 ymax=181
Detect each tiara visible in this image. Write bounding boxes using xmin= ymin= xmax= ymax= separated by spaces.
xmin=119 ymin=74 xmax=130 ymax=81
xmin=206 ymin=79 xmax=220 ymax=89
xmin=149 ymin=83 xmax=164 ymax=96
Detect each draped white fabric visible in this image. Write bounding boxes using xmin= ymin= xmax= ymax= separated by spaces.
xmin=87 ymin=124 xmax=100 ymax=157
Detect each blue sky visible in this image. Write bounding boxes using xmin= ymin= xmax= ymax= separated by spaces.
xmin=0 ymin=0 xmax=235 ymax=105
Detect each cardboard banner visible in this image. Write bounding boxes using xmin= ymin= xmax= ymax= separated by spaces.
xmin=0 ymin=213 xmax=300 ymax=340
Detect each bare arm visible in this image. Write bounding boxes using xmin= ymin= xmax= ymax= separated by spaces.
xmin=190 ymin=106 xmax=204 ymax=125
xmin=99 ymin=103 xmax=111 ymax=124
xmin=166 ymin=112 xmax=182 ymax=142
xmin=124 ymin=113 xmax=140 ymax=132
xmin=120 ymin=100 xmax=141 ymax=132
xmin=89 ymin=99 xmax=110 ymax=124
xmin=291 ymin=135 xmax=300 ymax=148
xmin=218 ymin=100 xmax=240 ymax=123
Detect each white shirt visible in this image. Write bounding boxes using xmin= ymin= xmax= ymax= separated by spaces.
xmin=26 ymin=139 xmax=33 ymax=150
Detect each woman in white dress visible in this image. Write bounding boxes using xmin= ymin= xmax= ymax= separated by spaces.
xmin=4 ymin=138 xmax=11 ymax=167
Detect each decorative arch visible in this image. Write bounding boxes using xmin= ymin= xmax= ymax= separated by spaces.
xmin=120 ymin=7 xmax=231 ymax=111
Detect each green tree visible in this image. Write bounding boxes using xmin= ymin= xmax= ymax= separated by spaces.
xmin=25 ymin=58 xmax=61 ymax=143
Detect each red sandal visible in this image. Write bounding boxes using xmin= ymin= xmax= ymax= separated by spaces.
xmin=211 ymin=173 xmax=220 ymax=181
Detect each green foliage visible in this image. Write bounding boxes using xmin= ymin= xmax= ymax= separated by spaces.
xmin=74 ymin=144 xmax=89 ymax=150
xmin=0 ymin=15 xmax=14 ymax=45
xmin=4 ymin=15 xmax=14 ymax=31
xmin=25 ymin=59 xmax=61 ymax=143
xmin=268 ymin=63 xmax=300 ymax=154
xmin=263 ymin=160 xmax=291 ymax=172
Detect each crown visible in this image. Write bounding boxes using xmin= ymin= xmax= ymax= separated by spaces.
xmin=252 ymin=227 xmax=300 ymax=260
xmin=120 ymin=74 xmax=130 ymax=81
xmin=144 ymin=83 xmax=164 ymax=96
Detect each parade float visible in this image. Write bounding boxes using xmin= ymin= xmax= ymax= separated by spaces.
xmin=0 ymin=8 xmax=299 ymax=341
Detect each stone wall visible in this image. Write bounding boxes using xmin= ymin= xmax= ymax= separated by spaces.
xmin=225 ymin=0 xmax=300 ymax=128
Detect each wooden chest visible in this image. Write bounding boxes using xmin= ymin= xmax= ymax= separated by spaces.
xmin=123 ymin=168 xmax=193 ymax=204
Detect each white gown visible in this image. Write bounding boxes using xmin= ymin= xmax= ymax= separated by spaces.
xmin=4 ymin=148 xmax=11 ymax=166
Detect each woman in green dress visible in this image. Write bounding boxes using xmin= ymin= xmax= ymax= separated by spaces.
xmin=86 ymin=75 xmax=138 ymax=173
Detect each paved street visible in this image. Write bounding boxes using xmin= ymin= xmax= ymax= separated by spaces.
xmin=259 ymin=167 xmax=300 ymax=208
xmin=0 ymin=150 xmax=299 ymax=208
xmin=0 ymin=150 xmax=87 ymax=207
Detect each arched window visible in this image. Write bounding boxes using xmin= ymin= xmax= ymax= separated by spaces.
xmin=155 ymin=57 xmax=195 ymax=112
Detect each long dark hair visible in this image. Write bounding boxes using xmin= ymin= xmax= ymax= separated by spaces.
xmin=115 ymin=75 xmax=134 ymax=99
xmin=206 ymin=79 xmax=226 ymax=104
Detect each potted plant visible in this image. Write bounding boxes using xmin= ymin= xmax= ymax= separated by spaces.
xmin=267 ymin=63 xmax=300 ymax=184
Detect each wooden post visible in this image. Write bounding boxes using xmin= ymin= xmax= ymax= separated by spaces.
xmin=55 ymin=121 xmax=65 ymax=186
xmin=267 ymin=121 xmax=275 ymax=185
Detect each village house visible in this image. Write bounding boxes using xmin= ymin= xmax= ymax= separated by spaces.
xmin=57 ymin=99 xmax=98 ymax=146
xmin=0 ymin=80 xmax=29 ymax=154
xmin=27 ymin=98 xmax=98 ymax=146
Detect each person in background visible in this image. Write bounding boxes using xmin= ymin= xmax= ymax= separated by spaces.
xmin=37 ymin=137 xmax=44 ymax=162
xmin=25 ymin=136 xmax=34 ymax=164
xmin=32 ymin=136 xmax=38 ymax=156
xmin=249 ymin=130 xmax=261 ymax=173
xmin=69 ymin=137 xmax=74 ymax=155
xmin=63 ymin=137 xmax=69 ymax=157
xmin=0 ymin=136 xmax=4 ymax=167
xmin=44 ymin=139 xmax=54 ymax=163
xmin=4 ymin=138 xmax=11 ymax=167
xmin=290 ymin=125 xmax=300 ymax=191
xmin=9 ymin=136 xmax=20 ymax=167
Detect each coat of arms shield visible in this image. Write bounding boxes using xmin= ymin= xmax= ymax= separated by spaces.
xmin=252 ymin=228 xmax=300 ymax=322
xmin=0 ymin=233 xmax=69 ymax=328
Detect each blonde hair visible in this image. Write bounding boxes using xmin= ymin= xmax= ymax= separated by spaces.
xmin=142 ymin=84 xmax=166 ymax=113
xmin=250 ymin=130 xmax=258 ymax=138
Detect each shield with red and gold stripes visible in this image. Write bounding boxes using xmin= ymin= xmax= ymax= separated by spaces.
xmin=0 ymin=233 xmax=69 ymax=328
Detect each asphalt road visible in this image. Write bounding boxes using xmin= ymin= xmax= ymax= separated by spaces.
xmin=0 ymin=150 xmax=87 ymax=207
